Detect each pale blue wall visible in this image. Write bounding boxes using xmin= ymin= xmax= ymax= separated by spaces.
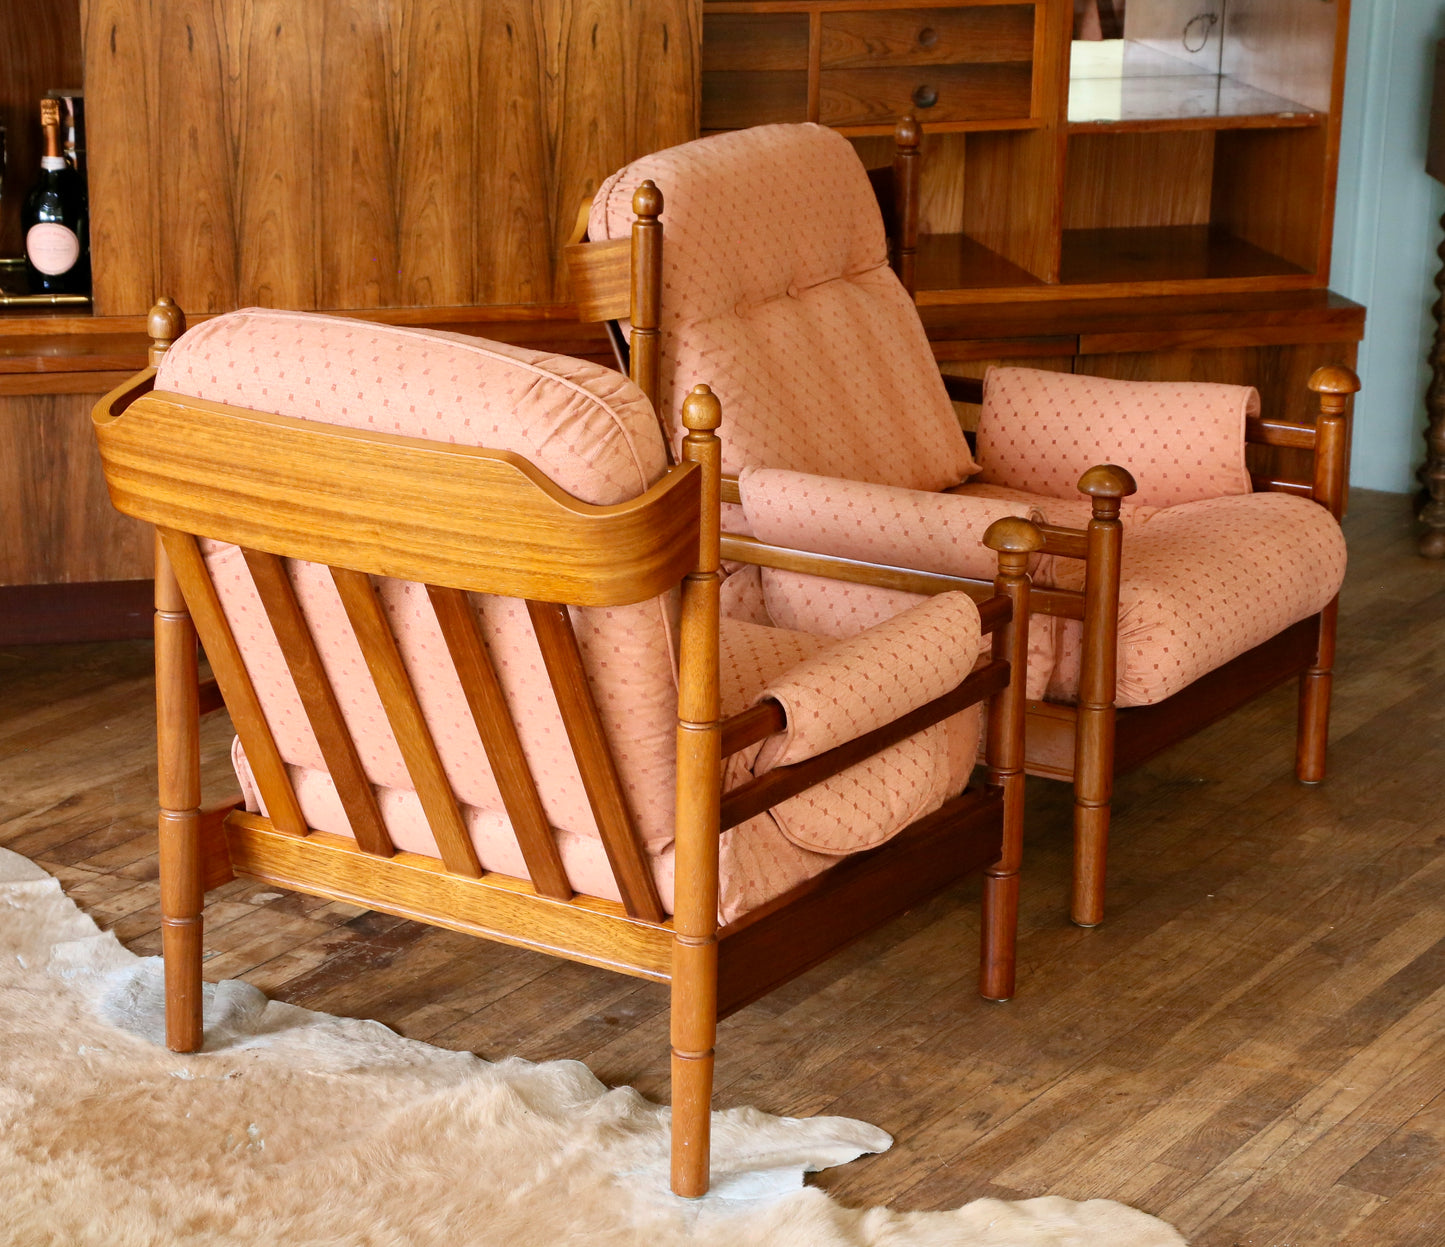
xmin=1332 ymin=0 xmax=1445 ymax=491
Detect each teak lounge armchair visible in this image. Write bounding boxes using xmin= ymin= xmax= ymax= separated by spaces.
xmin=93 ymin=300 xmax=1039 ymax=1197
xmin=567 ymin=121 xmax=1360 ymax=928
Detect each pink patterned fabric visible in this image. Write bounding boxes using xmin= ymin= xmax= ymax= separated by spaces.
xmin=588 ymin=124 xmax=978 ymax=499
xmin=174 ymin=309 xmax=982 ymax=919
xmin=977 ymin=367 xmax=1256 ymax=509
xmin=1038 ymin=492 xmax=1345 ymax=706
xmin=756 ymin=592 xmax=981 ymax=768
xmin=739 ymin=467 xmax=1040 ymax=582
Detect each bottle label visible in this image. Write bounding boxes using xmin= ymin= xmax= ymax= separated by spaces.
xmin=26 ymin=223 xmax=80 ymax=276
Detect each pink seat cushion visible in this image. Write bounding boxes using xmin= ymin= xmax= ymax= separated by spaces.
xmin=1036 ymin=492 xmax=1346 ymax=706
xmin=977 ymin=367 xmax=1257 ymax=509
xmin=588 ymin=123 xmax=978 ymax=500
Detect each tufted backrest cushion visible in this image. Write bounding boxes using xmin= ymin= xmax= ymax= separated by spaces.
xmin=589 ymin=123 xmax=978 ymax=498
xmin=977 ymin=367 xmax=1257 ymax=509
xmin=158 ymin=309 xmax=685 ymax=854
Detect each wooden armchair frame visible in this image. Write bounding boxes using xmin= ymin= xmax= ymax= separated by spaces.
xmin=93 ymin=301 xmax=1040 ymax=1198
xmin=566 ymin=124 xmax=1360 ymax=928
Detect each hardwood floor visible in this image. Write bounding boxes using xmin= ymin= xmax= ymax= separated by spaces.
xmin=3 ymin=488 xmax=1444 ymax=1244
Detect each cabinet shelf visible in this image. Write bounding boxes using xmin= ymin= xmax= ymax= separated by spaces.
xmin=1058 ymin=225 xmax=1309 ymax=287
xmin=1067 ymin=39 xmax=1324 ymax=134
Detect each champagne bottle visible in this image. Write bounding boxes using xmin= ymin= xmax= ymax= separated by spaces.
xmin=22 ymin=98 xmax=89 ymax=296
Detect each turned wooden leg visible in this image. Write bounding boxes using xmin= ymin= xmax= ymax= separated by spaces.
xmin=1297 ymin=600 xmax=1337 ymax=784
xmin=1072 ymin=710 xmax=1114 ymax=928
xmin=1071 ymin=466 xmax=1133 ymax=928
xmin=1420 ymin=211 xmax=1445 ymax=558
xmin=979 ymin=518 xmax=1042 ymax=1002
xmin=155 ymin=532 xmax=204 ymax=1052
xmin=670 ymin=386 xmax=723 ymax=1198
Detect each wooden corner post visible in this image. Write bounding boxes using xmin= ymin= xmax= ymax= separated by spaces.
xmin=980 ymin=516 xmax=1044 ymax=1002
xmin=147 ymin=297 xmax=205 ymax=1052
xmin=893 ymin=115 xmax=921 ymax=298
xmin=1072 ymin=463 xmax=1136 ymax=929
xmin=671 ymin=383 xmax=723 ymax=1197
xmin=630 ymin=181 xmax=664 ymax=415
xmin=1298 ymin=365 xmax=1359 ymax=783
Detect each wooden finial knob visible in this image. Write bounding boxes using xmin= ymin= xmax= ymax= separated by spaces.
xmin=682 ymin=383 xmax=721 ymax=432
xmin=632 ymin=180 xmax=663 ymax=220
xmin=147 ymin=297 xmax=186 ymax=366
xmin=984 ymin=516 xmax=1046 ymax=555
xmin=895 ymin=114 xmax=921 ymax=149
xmin=1308 ymin=365 xmax=1361 ymax=396
xmin=1077 ymin=464 xmax=1138 ymax=499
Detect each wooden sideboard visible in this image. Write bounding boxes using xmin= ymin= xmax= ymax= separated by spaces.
xmin=1 ymin=0 xmax=1363 ymax=643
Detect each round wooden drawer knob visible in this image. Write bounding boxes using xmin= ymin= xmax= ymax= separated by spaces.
xmin=917 ymin=26 xmax=938 ymax=47
xmin=912 ymin=84 xmax=938 ymax=109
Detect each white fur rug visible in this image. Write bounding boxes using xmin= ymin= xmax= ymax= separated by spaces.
xmin=0 ymin=846 xmax=1185 ymax=1246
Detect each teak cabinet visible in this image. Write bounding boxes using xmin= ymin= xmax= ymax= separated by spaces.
xmin=1 ymin=0 xmax=1362 ymax=642
xmin=702 ymin=0 xmax=1350 ymax=303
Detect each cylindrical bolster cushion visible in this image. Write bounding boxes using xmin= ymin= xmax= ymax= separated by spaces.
xmin=977 ymin=366 xmax=1257 ymax=509
xmin=739 ymin=466 xmax=1040 ymax=581
xmin=755 ymin=590 xmax=983 ymax=771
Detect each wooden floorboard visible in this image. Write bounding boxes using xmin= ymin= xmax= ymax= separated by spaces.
xmin=2 ymin=488 xmax=1444 ymax=1242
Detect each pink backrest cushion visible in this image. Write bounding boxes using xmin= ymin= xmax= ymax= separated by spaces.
xmin=977 ymin=367 xmax=1257 ymax=509
xmin=589 ymin=123 xmax=978 ymax=497
xmin=158 ymin=309 xmax=684 ymax=853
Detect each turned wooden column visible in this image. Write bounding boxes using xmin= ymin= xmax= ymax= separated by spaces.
xmin=1420 ymin=213 xmax=1445 ymax=558
xmin=1420 ymin=41 xmax=1445 ymax=558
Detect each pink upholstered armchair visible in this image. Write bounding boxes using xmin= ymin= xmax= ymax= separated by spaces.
xmin=568 ymin=121 xmax=1358 ymax=928
xmin=92 ymin=300 xmax=1038 ymax=1197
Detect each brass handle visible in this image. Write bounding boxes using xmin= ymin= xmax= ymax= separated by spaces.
xmin=912 ymin=84 xmax=938 ymax=109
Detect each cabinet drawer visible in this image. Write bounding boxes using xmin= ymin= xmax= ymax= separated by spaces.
xmin=703 ymin=12 xmax=810 ymax=72
xmin=820 ymin=6 xmax=1035 ymax=69
xmin=819 ymin=62 xmax=1032 ymax=127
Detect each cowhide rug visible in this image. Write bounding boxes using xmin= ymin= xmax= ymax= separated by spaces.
xmin=0 ymin=847 xmax=1185 ymax=1245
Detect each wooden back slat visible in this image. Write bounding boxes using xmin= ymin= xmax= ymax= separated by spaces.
xmin=93 ymin=385 xmax=702 ymax=608
xmin=525 ymin=599 xmax=666 ymax=923
xmin=427 ymin=585 xmax=571 ymax=899
xmin=241 ymin=549 xmax=395 ymax=858
xmin=158 ymin=529 xmax=308 ymax=838
xmin=331 ymin=567 xmax=482 ymax=879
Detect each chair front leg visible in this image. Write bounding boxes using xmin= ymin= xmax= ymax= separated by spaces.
xmin=1072 ymin=466 xmax=1133 ymax=928
xmin=155 ymin=531 xmax=205 ymax=1052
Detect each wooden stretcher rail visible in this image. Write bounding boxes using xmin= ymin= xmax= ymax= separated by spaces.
xmin=721 ymin=532 xmax=1085 ymax=620
xmin=1246 ymin=415 xmax=1318 ymax=450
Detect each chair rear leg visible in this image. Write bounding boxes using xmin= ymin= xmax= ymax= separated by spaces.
xmin=1072 ymin=713 xmax=1113 ymax=928
xmin=1297 ymin=600 xmax=1338 ymax=784
xmin=156 ymin=534 xmax=205 ymax=1052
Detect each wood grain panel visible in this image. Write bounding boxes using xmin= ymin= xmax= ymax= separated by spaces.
xmin=1063 ymin=131 xmax=1213 ymax=230
xmin=395 ymin=0 xmax=475 ymax=307
xmin=235 ymin=0 xmax=321 ymax=308
xmin=703 ymin=11 xmax=809 ymax=72
xmin=0 ymin=1 xmax=84 ymax=259
xmin=959 ymin=128 xmax=1063 ymax=282
xmin=475 ymin=1 xmax=554 ymax=306
xmin=0 ymin=391 xmax=153 ymax=585
xmin=317 ymin=0 xmax=399 ymax=310
xmin=153 ymin=0 xmax=240 ymax=314
xmin=85 ymin=0 xmax=699 ymax=315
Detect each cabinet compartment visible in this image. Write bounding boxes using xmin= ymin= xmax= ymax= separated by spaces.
xmin=702 ymin=12 xmax=810 ymax=129
xmin=819 ymin=7 xmax=1034 ymax=68
xmin=820 ymin=62 xmax=1032 ymax=127
xmin=1058 ymin=124 xmax=1327 ymax=287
